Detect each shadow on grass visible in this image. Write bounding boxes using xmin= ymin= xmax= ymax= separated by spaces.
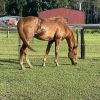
xmin=0 ymin=56 xmax=72 ymax=70
xmin=0 ymin=58 xmax=19 ymax=65
xmin=0 ymin=58 xmax=19 ymax=70
xmin=32 ymin=63 xmax=71 ymax=68
xmin=31 ymin=56 xmax=71 ymax=67
xmin=92 ymin=57 xmax=100 ymax=61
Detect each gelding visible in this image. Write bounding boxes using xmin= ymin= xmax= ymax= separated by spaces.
xmin=17 ymin=16 xmax=78 ymax=70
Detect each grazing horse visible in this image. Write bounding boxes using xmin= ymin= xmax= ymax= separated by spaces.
xmin=17 ymin=16 xmax=78 ymax=70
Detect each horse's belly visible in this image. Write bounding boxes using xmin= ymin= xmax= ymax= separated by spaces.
xmin=35 ymin=34 xmax=54 ymax=41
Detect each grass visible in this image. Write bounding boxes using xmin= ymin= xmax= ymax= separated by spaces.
xmin=0 ymin=31 xmax=100 ymax=100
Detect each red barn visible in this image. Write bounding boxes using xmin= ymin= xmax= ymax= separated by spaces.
xmin=39 ymin=8 xmax=85 ymax=24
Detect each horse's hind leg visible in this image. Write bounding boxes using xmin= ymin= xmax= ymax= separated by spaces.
xmin=20 ymin=44 xmax=33 ymax=69
xmin=55 ymin=39 xmax=61 ymax=66
xmin=20 ymin=45 xmax=26 ymax=70
xmin=25 ymin=48 xmax=33 ymax=68
xmin=43 ymin=40 xmax=54 ymax=66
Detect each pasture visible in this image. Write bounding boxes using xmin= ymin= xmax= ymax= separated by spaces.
xmin=0 ymin=30 xmax=100 ymax=100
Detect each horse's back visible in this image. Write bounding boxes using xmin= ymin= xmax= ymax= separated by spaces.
xmin=18 ymin=16 xmax=39 ymax=26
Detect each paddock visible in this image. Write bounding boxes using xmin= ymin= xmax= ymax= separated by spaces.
xmin=0 ymin=24 xmax=100 ymax=60
xmin=0 ymin=25 xmax=100 ymax=99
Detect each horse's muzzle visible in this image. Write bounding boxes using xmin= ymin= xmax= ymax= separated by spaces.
xmin=71 ymin=59 xmax=78 ymax=65
xmin=72 ymin=62 xmax=77 ymax=65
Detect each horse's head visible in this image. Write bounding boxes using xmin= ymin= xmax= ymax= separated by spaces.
xmin=68 ymin=46 xmax=78 ymax=65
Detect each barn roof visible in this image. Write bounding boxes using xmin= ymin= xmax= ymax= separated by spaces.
xmin=39 ymin=8 xmax=85 ymax=24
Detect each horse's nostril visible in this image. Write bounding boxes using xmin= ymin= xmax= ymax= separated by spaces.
xmin=72 ymin=61 xmax=77 ymax=65
xmin=74 ymin=62 xmax=77 ymax=65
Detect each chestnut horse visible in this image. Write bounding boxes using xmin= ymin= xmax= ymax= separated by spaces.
xmin=17 ymin=16 xmax=78 ymax=70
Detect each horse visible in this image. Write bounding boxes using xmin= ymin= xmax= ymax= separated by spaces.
xmin=17 ymin=16 xmax=78 ymax=70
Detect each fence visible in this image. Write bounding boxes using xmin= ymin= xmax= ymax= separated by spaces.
xmin=0 ymin=24 xmax=100 ymax=61
xmin=72 ymin=24 xmax=100 ymax=59
xmin=0 ymin=27 xmax=19 ymax=63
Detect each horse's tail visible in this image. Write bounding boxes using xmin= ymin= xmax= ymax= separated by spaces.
xmin=17 ymin=19 xmax=36 ymax=52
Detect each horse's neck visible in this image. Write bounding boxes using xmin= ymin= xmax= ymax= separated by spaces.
xmin=66 ymin=31 xmax=76 ymax=51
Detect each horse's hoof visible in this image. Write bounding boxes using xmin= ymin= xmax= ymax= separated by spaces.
xmin=21 ymin=67 xmax=26 ymax=70
xmin=72 ymin=62 xmax=77 ymax=65
xmin=29 ymin=65 xmax=33 ymax=69
xmin=56 ymin=63 xmax=59 ymax=67
xmin=43 ymin=64 xmax=46 ymax=67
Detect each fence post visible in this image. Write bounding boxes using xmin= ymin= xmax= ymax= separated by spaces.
xmin=76 ymin=29 xmax=79 ymax=46
xmin=7 ymin=27 xmax=10 ymax=38
xmin=81 ymin=28 xmax=85 ymax=59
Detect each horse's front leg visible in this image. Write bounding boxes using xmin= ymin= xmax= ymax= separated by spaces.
xmin=43 ymin=40 xmax=54 ymax=66
xmin=55 ymin=39 xmax=61 ymax=66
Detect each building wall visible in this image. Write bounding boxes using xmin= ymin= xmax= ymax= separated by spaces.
xmin=39 ymin=8 xmax=85 ymax=24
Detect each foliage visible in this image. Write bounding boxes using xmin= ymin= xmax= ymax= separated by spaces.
xmin=17 ymin=0 xmax=27 ymax=16
xmin=0 ymin=0 xmax=100 ymax=24
xmin=68 ymin=0 xmax=80 ymax=9
xmin=1 ymin=0 xmax=69 ymax=16
xmin=6 ymin=0 xmax=18 ymax=16
xmin=0 ymin=0 xmax=7 ymax=16
xmin=23 ymin=0 xmax=42 ymax=16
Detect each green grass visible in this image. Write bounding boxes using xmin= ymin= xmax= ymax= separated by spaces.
xmin=0 ymin=31 xmax=100 ymax=100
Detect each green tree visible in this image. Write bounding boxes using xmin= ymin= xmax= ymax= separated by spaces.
xmin=6 ymin=0 xmax=18 ymax=16
xmin=23 ymin=0 xmax=69 ymax=16
xmin=23 ymin=0 xmax=42 ymax=16
xmin=96 ymin=0 xmax=100 ymax=8
xmin=17 ymin=0 xmax=27 ymax=16
xmin=0 ymin=0 xmax=7 ymax=16
xmin=41 ymin=0 xmax=69 ymax=10
xmin=68 ymin=0 xmax=83 ymax=10
xmin=6 ymin=0 xmax=27 ymax=16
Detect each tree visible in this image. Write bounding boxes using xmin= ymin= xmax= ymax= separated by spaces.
xmin=23 ymin=0 xmax=42 ymax=16
xmin=23 ymin=0 xmax=69 ymax=16
xmin=6 ymin=0 xmax=27 ymax=16
xmin=6 ymin=0 xmax=18 ymax=16
xmin=0 ymin=0 xmax=7 ymax=16
xmin=17 ymin=0 xmax=27 ymax=16
xmin=68 ymin=0 xmax=81 ymax=10
xmin=41 ymin=0 xmax=68 ymax=10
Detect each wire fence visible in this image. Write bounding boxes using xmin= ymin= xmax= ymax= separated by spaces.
xmin=0 ymin=30 xmax=19 ymax=60
xmin=84 ymin=31 xmax=100 ymax=58
xmin=0 ymin=27 xmax=100 ymax=63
